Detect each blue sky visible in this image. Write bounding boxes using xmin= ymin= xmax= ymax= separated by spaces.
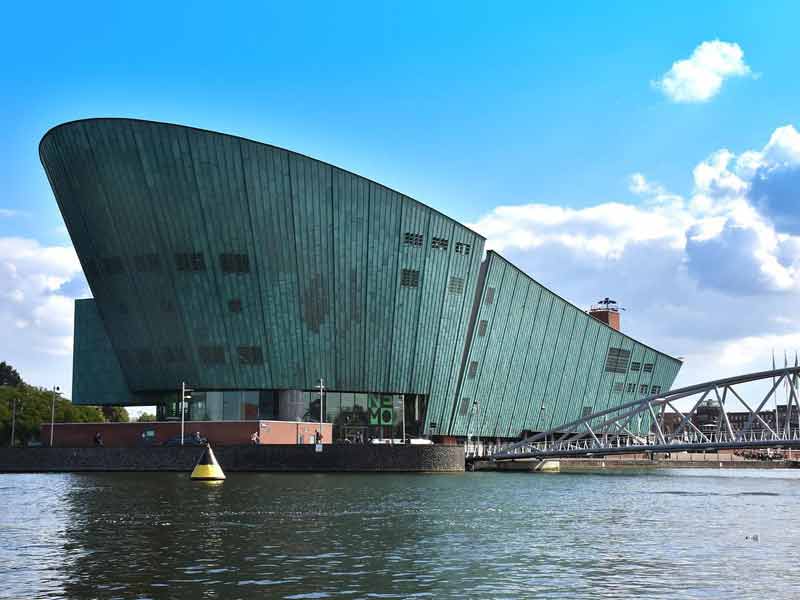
xmin=2 ymin=1 xmax=800 ymax=399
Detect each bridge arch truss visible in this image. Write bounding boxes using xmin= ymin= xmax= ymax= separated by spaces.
xmin=489 ymin=367 xmax=800 ymax=460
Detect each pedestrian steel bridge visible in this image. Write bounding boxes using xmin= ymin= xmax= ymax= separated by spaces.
xmin=482 ymin=366 xmax=800 ymax=461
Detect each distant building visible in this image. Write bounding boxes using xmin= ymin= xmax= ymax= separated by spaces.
xmin=41 ymin=118 xmax=682 ymax=442
xmin=660 ymin=400 xmax=799 ymax=435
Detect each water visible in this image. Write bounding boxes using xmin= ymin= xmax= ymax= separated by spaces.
xmin=1 ymin=469 xmax=799 ymax=599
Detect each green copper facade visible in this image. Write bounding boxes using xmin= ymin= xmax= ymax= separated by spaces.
xmin=41 ymin=118 xmax=681 ymax=438
xmin=451 ymin=252 xmax=681 ymax=438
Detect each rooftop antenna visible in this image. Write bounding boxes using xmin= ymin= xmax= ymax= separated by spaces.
xmin=594 ymin=297 xmax=626 ymax=312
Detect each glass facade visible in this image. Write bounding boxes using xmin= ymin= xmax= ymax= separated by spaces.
xmin=155 ymin=389 xmax=429 ymax=442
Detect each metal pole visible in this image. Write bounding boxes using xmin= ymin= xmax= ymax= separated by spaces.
xmin=180 ymin=382 xmax=185 ymax=446
xmin=319 ymin=378 xmax=324 ymax=441
xmin=773 ymin=350 xmax=779 ymax=435
xmin=50 ymin=386 xmax=58 ymax=447
xmin=10 ymin=398 xmax=17 ymax=447
xmin=474 ymin=400 xmax=480 ymax=453
xmin=402 ymin=395 xmax=406 ymax=443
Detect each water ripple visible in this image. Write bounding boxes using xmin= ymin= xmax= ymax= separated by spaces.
xmin=1 ymin=469 xmax=800 ymax=599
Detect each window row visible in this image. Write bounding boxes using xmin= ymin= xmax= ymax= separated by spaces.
xmin=466 ymin=359 xmax=664 ymax=396
xmin=91 ymin=241 xmax=474 ymax=283
xmin=122 ymin=345 xmax=265 ymax=367
xmin=118 ymin=298 xmax=242 ymax=315
xmin=400 ymin=268 xmax=465 ymax=293
xmin=86 ymin=252 xmax=254 ymax=276
xmin=630 ymin=361 xmax=654 ymax=373
xmin=605 ymin=355 xmax=658 ymax=374
xmin=402 ymin=231 xmax=472 ymax=256
xmin=126 ymin=266 xmax=470 ymax=317
xmin=622 ymin=382 xmax=662 ymax=395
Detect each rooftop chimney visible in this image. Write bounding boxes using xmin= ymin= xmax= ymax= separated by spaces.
xmin=588 ymin=297 xmax=622 ymax=331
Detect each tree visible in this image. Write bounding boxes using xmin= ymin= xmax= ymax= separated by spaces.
xmin=102 ymin=406 xmax=130 ymax=422
xmin=0 ymin=385 xmax=105 ymax=446
xmin=0 ymin=361 xmax=22 ymax=387
xmin=137 ymin=413 xmax=156 ymax=422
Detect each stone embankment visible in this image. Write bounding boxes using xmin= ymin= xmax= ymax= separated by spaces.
xmin=0 ymin=444 xmax=465 ymax=473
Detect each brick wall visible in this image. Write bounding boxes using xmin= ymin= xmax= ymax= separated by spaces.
xmin=40 ymin=420 xmax=333 ymax=448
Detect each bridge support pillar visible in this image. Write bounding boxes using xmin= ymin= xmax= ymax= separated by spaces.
xmin=534 ymin=459 xmax=560 ymax=473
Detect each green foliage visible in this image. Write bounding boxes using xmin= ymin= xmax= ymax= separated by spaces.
xmin=102 ymin=406 xmax=130 ymax=422
xmin=136 ymin=413 xmax=156 ymax=422
xmin=0 ymin=361 xmax=23 ymax=387
xmin=0 ymin=385 xmax=106 ymax=446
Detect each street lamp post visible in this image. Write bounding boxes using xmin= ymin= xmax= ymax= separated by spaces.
xmin=50 ymin=385 xmax=60 ymax=447
xmin=466 ymin=400 xmax=478 ymax=456
xmin=401 ymin=395 xmax=406 ymax=443
xmin=315 ymin=378 xmax=325 ymax=442
xmin=475 ymin=400 xmax=480 ymax=451
xmin=180 ymin=382 xmax=193 ymax=446
xmin=540 ymin=403 xmax=547 ymax=449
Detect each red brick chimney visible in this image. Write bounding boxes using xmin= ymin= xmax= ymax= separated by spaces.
xmin=588 ymin=297 xmax=622 ymax=331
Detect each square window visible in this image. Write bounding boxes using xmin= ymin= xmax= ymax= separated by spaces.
xmin=199 ymin=345 xmax=225 ymax=365
xmin=190 ymin=253 xmax=205 ymax=271
xmin=220 ymin=253 xmax=250 ymax=273
xmin=228 ymin=299 xmax=242 ymax=313
xmin=639 ymin=384 xmax=648 ymax=395
xmin=468 ymin=360 xmax=479 ymax=378
xmin=448 ymin=276 xmax=464 ymax=294
xmin=175 ymin=253 xmax=190 ymax=271
xmin=400 ymin=268 xmax=420 ymax=288
xmin=643 ymin=363 xmax=654 ymax=373
xmin=478 ymin=320 xmax=488 ymax=336
xmin=238 ymin=345 xmax=263 ymax=365
xmin=176 ymin=252 xmax=205 ymax=272
xmin=403 ymin=232 xmax=423 ymax=246
xmin=605 ymin=348 xmax=631 ymax=373
xmin=135 ymin=253 xmax=161 ymax=273
xmin=630 ymin=361 xmax=641 ymax=372
xmin=455 ymin=242 xmax=471 ymax=255
xmin=431 ymin=237 xmax=449 ymax=250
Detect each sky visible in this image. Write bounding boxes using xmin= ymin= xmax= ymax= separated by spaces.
xmin=2 ymin=1 xmax=800 ymax=408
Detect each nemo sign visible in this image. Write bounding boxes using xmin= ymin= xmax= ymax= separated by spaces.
xmin=368 ymin=396 xmax=394 ymax=426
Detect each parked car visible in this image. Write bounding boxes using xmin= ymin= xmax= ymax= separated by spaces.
xmin=163 ymin=433 xmax=207 ymax=446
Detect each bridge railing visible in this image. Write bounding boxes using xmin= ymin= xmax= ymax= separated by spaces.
xmin=486 ymin=366 xmax=800 ymax=460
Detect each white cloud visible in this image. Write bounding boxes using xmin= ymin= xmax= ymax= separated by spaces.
xmin=0 ymin=209 xmax=26 ymax=218
xmin=0 ymin=237 xmax=86 ymax=393
xmin=469 ymin=123 xmax=800 ymax=391
xmin=654 ymin=40 xmax=751 ymax=103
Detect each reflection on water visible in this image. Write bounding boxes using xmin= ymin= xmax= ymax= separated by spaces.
xmin=2 ymin=469 xmax=800 ymax=599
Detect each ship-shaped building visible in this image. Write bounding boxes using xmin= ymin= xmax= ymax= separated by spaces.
xmin=40 ymin=119 xmax=681 ymax=442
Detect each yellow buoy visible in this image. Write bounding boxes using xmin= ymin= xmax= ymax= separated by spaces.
xmin=190 ymin=444 xmax=226 ymax=481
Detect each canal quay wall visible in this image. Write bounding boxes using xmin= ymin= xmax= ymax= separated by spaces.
xmin=0 ymin=444 xmax=465 ymax=474
xmin=471 ymin=455 xmax=799 ymax=472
